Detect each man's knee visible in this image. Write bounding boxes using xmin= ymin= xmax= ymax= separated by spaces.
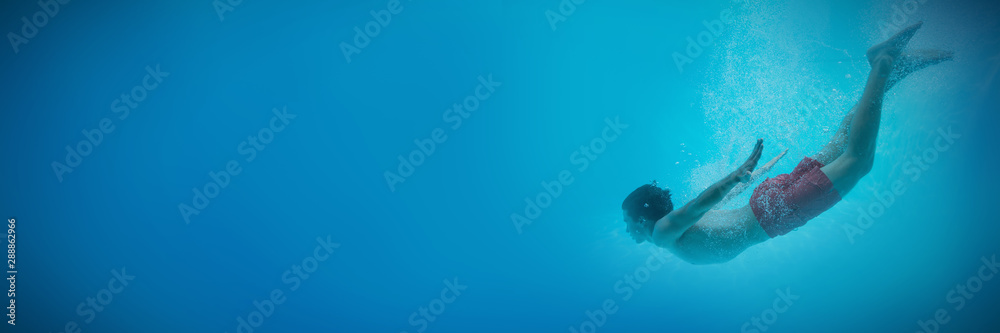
xmin=829 ymin=154 xmax=868 ymax=179
xmin=844 ymin=154 xmax=873 ymax=178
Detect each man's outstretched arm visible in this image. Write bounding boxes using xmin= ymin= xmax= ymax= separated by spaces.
xmin=654 ymin=139 xmax=764 ymax=237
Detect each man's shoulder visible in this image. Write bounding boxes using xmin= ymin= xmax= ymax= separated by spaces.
xmin=653 ymin=212 xmax=690 ymax=242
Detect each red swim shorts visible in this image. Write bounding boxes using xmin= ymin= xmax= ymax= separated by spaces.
xmin=750 ymin=157 xmax=842 ymax=238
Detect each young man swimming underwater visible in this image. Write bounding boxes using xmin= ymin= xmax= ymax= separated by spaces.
xmin=622 ymin=22 xmax=952 ymax=265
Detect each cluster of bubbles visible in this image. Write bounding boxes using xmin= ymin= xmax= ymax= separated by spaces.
xmin=677 ymin=0 xmax=972 ymax=247
xmin=682 ymin=0 xmax=856 ymax=204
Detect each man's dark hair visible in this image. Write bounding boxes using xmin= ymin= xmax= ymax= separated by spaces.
xmin=621 ymin=183 xmax=674 ymax=233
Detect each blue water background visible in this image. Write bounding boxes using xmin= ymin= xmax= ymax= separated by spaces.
xmin=1 ymin=0 xmax=999 ymax=332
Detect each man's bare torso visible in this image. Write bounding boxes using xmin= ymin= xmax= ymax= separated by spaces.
xmin=659 ymin=206 xmax=770 ymax=265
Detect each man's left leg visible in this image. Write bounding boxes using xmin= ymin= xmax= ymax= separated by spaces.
xmin=812 ymin=49 xmax=952 ymax=165
xmin=812 ymin=106 xmax=856 ymax=165
xmin=821 ymin=22 xmax=923 ymax=196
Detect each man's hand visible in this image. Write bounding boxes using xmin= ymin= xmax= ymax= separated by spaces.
xmin=734 ymin=138 xmax=763 ymax=183
xmin=660 ymin=138 xmax=765 ymax=236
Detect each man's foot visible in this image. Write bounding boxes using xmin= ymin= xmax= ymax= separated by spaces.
xmin=897 ymin=49 xmax=954 ymax=69
xmin=887 ymin=49 xmax=954 ymax=88
xmin=867 ymin=21 xmax=924 ymax=70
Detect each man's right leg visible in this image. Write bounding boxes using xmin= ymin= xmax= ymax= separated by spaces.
xmin=820 ymin=22 xmax=923 ymax=196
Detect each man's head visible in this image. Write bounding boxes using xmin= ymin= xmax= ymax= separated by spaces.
xmin=621 ymin=182 xmax=674 ymax=243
